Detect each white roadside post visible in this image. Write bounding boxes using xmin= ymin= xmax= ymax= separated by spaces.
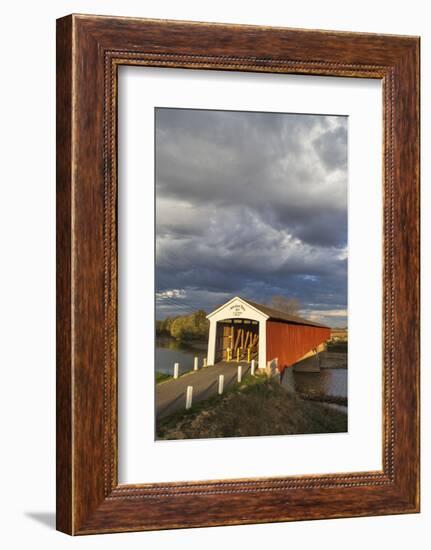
xmin=186 ymin=386 xmax=193 ymax=409
xmin=173 ymin=363 xmax=179 ymax=379
xmin=218 ymin=374 xmax=224 ymax=395
xmin=203 ymin=357 xmax=207 ymax=367
xmin=237 ymin=365 xmax=242 ymax=383
xmin=194 ymin=356 xmax=199 ymax=371
xmin=251 ymin=359 xmax=256 ymax=376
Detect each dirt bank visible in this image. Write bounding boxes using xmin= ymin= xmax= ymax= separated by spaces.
xmin=156 ymin=375 xmax=347 ymax=440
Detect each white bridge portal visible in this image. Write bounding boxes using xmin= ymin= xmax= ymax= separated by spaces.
xmin=206 ymin=297 xmax=268 ymax=369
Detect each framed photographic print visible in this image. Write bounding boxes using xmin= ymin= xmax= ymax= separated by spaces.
xmin=56 ymin=14 xmax=420 ymax=534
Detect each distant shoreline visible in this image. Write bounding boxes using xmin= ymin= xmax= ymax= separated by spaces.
xmin=156 ymin=335 xmax=207 ymax=345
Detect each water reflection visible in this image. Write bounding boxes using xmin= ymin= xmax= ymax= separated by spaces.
xmin=282 ymin=366 xmax=347 ymax=399
xmin=156 ymin=337 xmax=207 ymax=376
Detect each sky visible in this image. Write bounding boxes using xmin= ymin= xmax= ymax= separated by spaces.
xmin=155 ymin=108 xmax=348 ymax=328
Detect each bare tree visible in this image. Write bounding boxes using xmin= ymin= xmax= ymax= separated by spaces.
xmin=269 ymin=295 xmax=301 ymax=316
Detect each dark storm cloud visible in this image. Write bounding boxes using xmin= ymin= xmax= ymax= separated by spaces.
xmin=155 ymin=108 xmax=348 ymax=326
xmin=313 ymin=125 xmax=348 ymax=172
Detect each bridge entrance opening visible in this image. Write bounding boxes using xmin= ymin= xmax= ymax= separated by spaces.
xmin=214 ymin=318 xmax=259 ymax=364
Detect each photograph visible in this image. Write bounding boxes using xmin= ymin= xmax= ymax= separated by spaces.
xmin=154 ymin=107 xmax=348 ymax=440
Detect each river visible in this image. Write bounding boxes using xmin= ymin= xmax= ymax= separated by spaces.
xmin=281 ymin=367 xmax=347 ymax=400
xmin=155 ymin=337 xmax=347 ymax=401
xmin=155 ymin=337 xmax=208 ymax=375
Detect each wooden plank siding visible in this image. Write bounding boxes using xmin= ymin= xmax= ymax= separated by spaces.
xmin=266 ymin=320 xmax=331 ymax=371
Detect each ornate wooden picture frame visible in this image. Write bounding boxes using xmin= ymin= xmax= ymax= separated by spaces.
xmin=56 ymin=14 xmax=420 ymax=534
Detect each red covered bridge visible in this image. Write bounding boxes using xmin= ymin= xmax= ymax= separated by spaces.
xmin=206 ymin=297 xmax=330 ymax=373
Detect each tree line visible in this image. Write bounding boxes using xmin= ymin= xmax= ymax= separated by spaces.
xmin=156 ymin=310 xmax=209 ymax=342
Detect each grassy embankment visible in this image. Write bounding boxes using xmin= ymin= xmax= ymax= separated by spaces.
xmin=156 ymin=369 xmax=198 ymax=384
xmin=156 ymin=373 xmax=347 ymax=440
xmin=155 ymin=372 xmax=172 ymax=384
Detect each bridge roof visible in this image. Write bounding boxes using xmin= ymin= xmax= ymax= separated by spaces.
xmin=242 ymin=299 xmax=330 ymax=329
xmin=208 ymin=296 xmax=330 ymax=329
